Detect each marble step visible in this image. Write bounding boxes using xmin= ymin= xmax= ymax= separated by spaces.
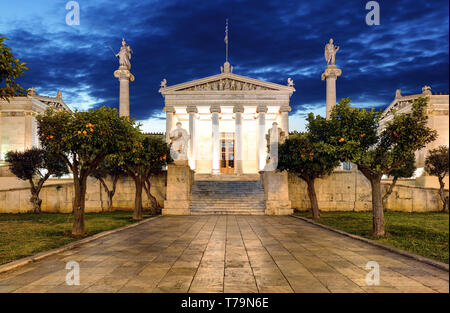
xmin=191 ymin=209 xmax=265 ymax=215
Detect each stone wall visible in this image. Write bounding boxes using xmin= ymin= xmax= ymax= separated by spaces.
xmin=0 ymin=173 xmax=166 ymax=213
xmin=289 ymin=170 xmax=448 ymax=212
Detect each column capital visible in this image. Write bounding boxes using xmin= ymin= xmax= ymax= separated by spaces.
xmin=256 ymin=104 xmax=268 ymax=113
xmin=321 ymin=65 xmax=342 ymax=81
xmin=233 ymin=104 xmax=245 ymax=113
xmin=163 ymin=106 xmax=176 ymax=113
xmin=114 ymin=68 xmax=135 ymax=82
xmin=279 ymin=105 xmax=292 ymax=113
xmin=186 ymin=105 xmax=198 ymax=113
xmin=210 ymin=104 xmax=221 ymax=113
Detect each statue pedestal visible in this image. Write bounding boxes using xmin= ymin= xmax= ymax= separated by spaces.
xmin=261 ymin=171 xmax=292 ymax=215
xmin=162 ymin=162 xmax=193 ymax=215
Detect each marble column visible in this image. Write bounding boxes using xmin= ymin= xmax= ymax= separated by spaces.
xmin=114 ymin=66 xmax=135 ymax=117
xmin=163 ymin=106 xmax=175 ymax=143
xmin=279 ymin=105 xmax=291 ymax=136
xmin=257 ymin=104 xmax=268 ymax=171
xmin=210 ymin=105 xmax=221 ymax=174
xmin=187 ymin=105 xmax=198 ymax=170
xmin=234 ymin=104 xmax=244 ymax=175
xmin=321 ymin=65 xmax=342 ymax=120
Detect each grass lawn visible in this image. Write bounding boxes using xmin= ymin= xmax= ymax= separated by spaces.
xmin=0 ymin=211 xmax=154 ymax=265
xmin=294 ymin=211 xmax=449 ymax=264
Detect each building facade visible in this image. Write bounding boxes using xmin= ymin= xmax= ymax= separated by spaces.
xmin=159 ymin=61 xmax=295 ymax=174
xmin=0 ymin=88 xmax=71 ymax=164
xmin=379 ymin=86 xmax=449 ymax=187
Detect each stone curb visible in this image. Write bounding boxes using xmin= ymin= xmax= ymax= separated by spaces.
xmin=290 ymin=214 xmax=449 ymax=272
xmin=0 ymin=215 xmax=161 ymax=275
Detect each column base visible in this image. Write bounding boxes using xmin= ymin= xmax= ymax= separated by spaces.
xmin=212 ymin=169 xmax=220 ymax=175
xmin=265 ymin=201 xmax=293 ymax=215
xmin=162 ymin=201 xmax=190 ymax=215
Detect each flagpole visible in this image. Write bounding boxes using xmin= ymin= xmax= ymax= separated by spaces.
xmin=225 ymin=18 xmax=228 ymax=63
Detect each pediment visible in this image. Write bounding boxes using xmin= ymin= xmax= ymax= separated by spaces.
xmin=159 ymin=73 xmax=295 ymax=94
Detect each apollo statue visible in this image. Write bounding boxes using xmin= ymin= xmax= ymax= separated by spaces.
xmin=169 ymin=122 xmax=189 ymax=161
xmin=116 ymin=38 xmax=132 ymax=69
xmin=324 ymin=38 xmax=339 ymax=66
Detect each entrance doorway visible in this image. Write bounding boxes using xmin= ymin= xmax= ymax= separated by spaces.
xmin=220 ymin=132 xmax=235 ymax=173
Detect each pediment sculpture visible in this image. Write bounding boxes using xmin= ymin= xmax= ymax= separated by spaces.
xmin=179 ymin=78 xmax=276 ymax=91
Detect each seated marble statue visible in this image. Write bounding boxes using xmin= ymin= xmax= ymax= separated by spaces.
xmin=169 ymin=122 xmax=189 ymax=161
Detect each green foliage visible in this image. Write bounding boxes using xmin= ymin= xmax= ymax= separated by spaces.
xmin=5 ymin=147 xmax=68 ymax=181
xmin=388 ymin=152 xmax=416 ymax=179
xmin=117 ymin=134 xmax=172 ymax=177
xmin=425 ymin=146 xmax=449 ymax=178
xmin=90 ymin=156 xmax=126 ymax=181
xmin=0 ymin=35 xmax=28 ymax=101
xmin=278 ymin=132 xmax=339 ymax=181
xmin=329 ymin=97 xmax=437 ymax=176
xmin=36 ymin=107 xmax=140 ymax=171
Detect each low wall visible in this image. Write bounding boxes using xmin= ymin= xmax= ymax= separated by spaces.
xmin=0 ymin=173 xmax=166 ymax=213
xmin=289 ymin=170 xmax=448 ymax=212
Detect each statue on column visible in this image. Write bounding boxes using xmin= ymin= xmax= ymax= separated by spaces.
xmin=264 ymin=122 xmax=286 ymax=171
xmin=324 ymin=38 xmax=339 ymax=66
xmin=116 ymin=38 xmax=132 ymax=69
xmin=169 ymin=122 xmax=189 ymax=161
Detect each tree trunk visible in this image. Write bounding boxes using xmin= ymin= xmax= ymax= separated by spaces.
xmin=382 ymin=176 xmax=398 ymax=205
xmin=305 ymin=177 xmax=320 ymax=219
xmin=369 ymin=176 xmax=385 ymax=237
xmin=133 ymin=176 xmax=143 ymax=220
xmin=438 ymin=176 xmax=449 ymax=213
xmin=30 ymin=193 xmax=42 ymax=214
xmin=144 ymin=179 xmax=159 ymax=214
xmin=72 ymin=176 xmax=87 ymax=236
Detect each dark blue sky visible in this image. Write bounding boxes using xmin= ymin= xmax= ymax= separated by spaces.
xmin=1 ymin=0 xmax=448 ymax=131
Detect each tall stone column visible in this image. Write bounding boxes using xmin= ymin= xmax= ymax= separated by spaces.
xmin=257 ymin=104 xmax=268 ymax=171
xmin=114 ymin=66 xmax=135 ymax=117
xmin=234 ymin=104 xmax=244 ymax=175
xmin=187 ymin=105 xmax=198 ymax=170
xmin=163 ymin=106 xmax=175 ymax=143
xmin=279 ymin=105 xmax=291 ymax=136
xmin=210 ymin=105 xmax=221 ymax=174
xmin=321 ymin=65 xmax=342 ymax=120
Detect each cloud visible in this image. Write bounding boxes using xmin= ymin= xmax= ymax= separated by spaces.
xmin=1 ymin=0 xmax=448 ymax=132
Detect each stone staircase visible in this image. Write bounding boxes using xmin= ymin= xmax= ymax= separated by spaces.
xmin=190 ymin=174 xmax=265 ymax=215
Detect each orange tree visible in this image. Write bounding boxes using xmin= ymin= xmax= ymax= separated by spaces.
xmin=322 ymin=97 xmax=436 ymax=236
xmin=89 ymin=156 xmax=127 ymax=211
xmin=425 ymin=146 xmax=449 ymax=212
xmin=117 ymin=135 xmax=172 ymax=220
xmin=278 ymin=127 xmax=339 ymax=219
xmin=5 ymin=148 xmax=68 ymax=213
xmin=0 ymin=35 xmax=28 ymax=100
xmin=36 ymin=107 xmax=139 ymax=235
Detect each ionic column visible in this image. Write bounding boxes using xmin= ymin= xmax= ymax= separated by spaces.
xmin=163 ymin=106 xmax=175 ymax=143
xmin=210 ymin=105 xmax=221 ymax=174
xmin=114 ymin=66 xmax=135 ymax=117
xmin=234 ymin=104 xmax=244 ymax=175
xmin=279 ymin=105 xmax=291 ymax=137
xmin=321 ymin=65 xmax=342 ymax=120
xmin=187 ymin=105 xmax=198 ymax=170
xmin=257 ymin=104 xmax=268 ymax=171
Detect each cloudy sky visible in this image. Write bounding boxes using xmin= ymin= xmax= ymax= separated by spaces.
xmin=1 ymin=0 xmax=448 ymax=132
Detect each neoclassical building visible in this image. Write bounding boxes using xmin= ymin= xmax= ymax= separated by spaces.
xmin=159 ymin=61 xmax=295 ymax=174
xmin=379 ymin=86 xmax=449 ymax=187
xmin=0 ymin=88 xmax=71 ymax=164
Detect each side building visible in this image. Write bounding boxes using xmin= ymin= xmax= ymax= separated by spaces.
xmin=0 ymin=88 xmax=71 ymax=165
xmin=378 ymin=86 xmax=449 ymax=188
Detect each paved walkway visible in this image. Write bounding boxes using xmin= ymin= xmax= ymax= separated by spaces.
xmin=0 ymin=216 xmax=448 ymax=293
